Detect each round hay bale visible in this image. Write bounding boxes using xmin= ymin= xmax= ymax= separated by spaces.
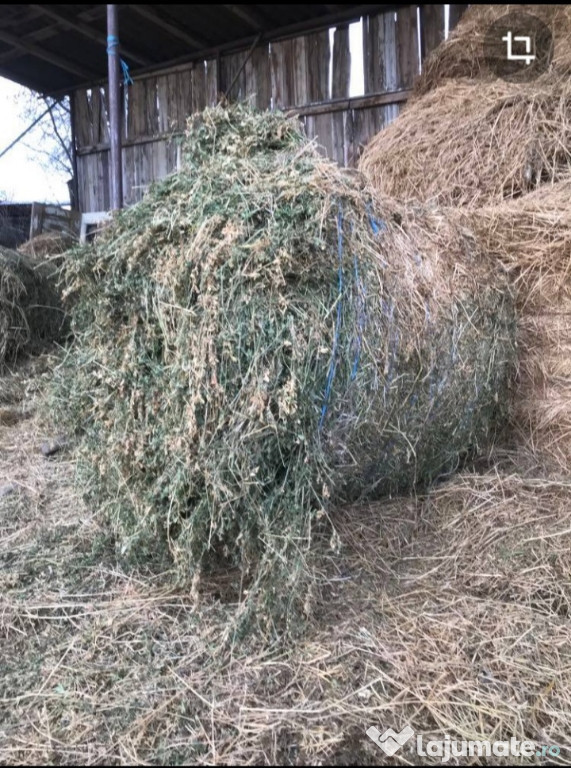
xmin=456 ymin=179 xmax=571 ymax=471
xmin=54 ymin=106 xmax=515 ymax=625
xmin=19 ymin=232 xmax=74 ymax=262
xmin=359 ymin=78 xmax=571 ymax=208
xmin=0 ymin=246 xmax=67 ymax=367
xmin=415 ymin=4 xmax=571 ymax=97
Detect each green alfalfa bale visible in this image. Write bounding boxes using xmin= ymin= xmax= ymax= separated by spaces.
xmin=52 ymin=106 xmax=516 ymax=632
xmin=0 ymin=246 xmax=67 ymax=366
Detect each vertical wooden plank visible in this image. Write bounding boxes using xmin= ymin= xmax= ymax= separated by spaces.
xmin=205 ymin=59 xmax=219 ymax=106
xmin=176 ymin=70 xmax=192 ymax=127
xmin=331 ymin=111 xmax=345 ymax=166
xmin=101 ymin=150 xmax=110 ymax=211
xmin=144 ymin=77 xmax=159 ymax=137
xmin=270 ymin=39 xmax=295 ymax=108
xmin=313 ymin=113 xmax=334 ymax=158
xmin=99 ymin=86 xmax=110 ymax=145
xmin=245 ymin=45 xmax=271 ymax=109
xmin=192 ymin=61 xmax=207 ymax=112
xmin=156 ymin=74 xmax=170 ymax=132
xmin=363 ymin=14 xmax=380 ymax=93
xmin=420 ymin=4 xmax=445 ymax=60
xmin=166 ymin=73 xmax=179 ymax=131
xmin=332 ymin=25 xmax=350 ymax=99
xmin=448 ymin=4 xmax=469 ymax=35
xmin=306 ymin=30 xmax=330 ymax=102
xmin=221 ymin=50 xmax=247 ymax=102
xmin=396 ymin=5 xmax=419 ymax=88
xmin=381 ymin=12 xmax=398 ymax=91
xmin=352 ymin=107 xmax=381 ymax=165
xmin=364 ymin=11 xmax=398 ymax=93
xmin=73 ymin=90 xmax=92 ymax=148
xmin=292 ymin=36 xmax=308 ymax=106
xmin=127 ymin=78 xmax=146 ymax=138
xmin=90 ymin=87 xmax=102 ymax=144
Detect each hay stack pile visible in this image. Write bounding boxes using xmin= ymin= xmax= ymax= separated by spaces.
xmin=0 ymin=246 xmax=66 ymax=367
xmin=54 ymin=106 xmax=514 ymax=626
xmin=415 ymin=4 xmax=571 ymax=97
xmin=359 ymin=5 xmax=571 ymax=471
xmin=18 ymin=232 xmax=73 ymax=262
xmin=358 ymin=78 xmax=571 ymax=208
xmin=466 ymin=182 xmax=571 ymax=471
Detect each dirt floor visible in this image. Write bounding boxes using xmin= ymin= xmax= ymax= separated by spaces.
xmin=1 ymin=353 xmax=571 ymax=765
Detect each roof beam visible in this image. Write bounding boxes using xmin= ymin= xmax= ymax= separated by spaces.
xmin=128 ymin=5 xmax=209 ymax=50
xmin=0 ymin=27 xmax=98 ymax=80
xmin=30 ymin=5 xmax=152 ymax=67
xmin=222 ymin=5 xmax=266 ymax=30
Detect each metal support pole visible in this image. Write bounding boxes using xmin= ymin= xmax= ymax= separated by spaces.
xmin=107 ymin=4 xmax=123 ymax=210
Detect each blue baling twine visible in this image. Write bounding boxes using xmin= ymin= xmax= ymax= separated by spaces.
xmin=319 ymin=206 xmax=345 ymax=432
xmin=107 ymin=35 xmax=133 ymax=86
xmin=318 ymin=203 xmax=387 ymax=432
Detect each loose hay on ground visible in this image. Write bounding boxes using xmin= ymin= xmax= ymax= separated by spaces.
xmin=52 ymin=106 xmax=515 ymax=632
xmin=2 ymin=381 xmax=570 ymax=765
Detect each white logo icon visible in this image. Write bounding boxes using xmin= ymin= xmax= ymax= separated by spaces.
xmin=502 ymin=31 xmax=536 ymax=65
xmin=366 ymin=725 xmax=415 ymax=756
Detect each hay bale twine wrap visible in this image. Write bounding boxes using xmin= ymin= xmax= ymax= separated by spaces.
xmin=0 ymin=246 xmax=66 ymax=367
xmin=54 ymin=106 xmax=515 ymax=627
xmin=359 ymin=78 xmax=571 ymax=209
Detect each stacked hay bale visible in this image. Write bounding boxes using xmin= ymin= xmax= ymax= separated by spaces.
xmin=415 ymin=4 xmax=571 ymax=97
xmin=19 ymin=232 xmax=74 ymax=263
xmin=358 ymin=78 xmax=571 ymax=208
xmin=359 ymin=5 xmax=571 ymax=471
xmin=54 ymin=105 xmax=514 ymax=627
xmin=467 ymin=182 xmax=571 ymax=472
xmin=0 ymin=246 xmax=66 ymax=368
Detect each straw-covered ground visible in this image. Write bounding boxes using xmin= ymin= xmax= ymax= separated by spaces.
xmin=1 ymin=354 xmax=570 ymax=765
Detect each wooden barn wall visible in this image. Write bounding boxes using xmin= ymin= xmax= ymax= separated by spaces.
xmin=74 ymin=4 xmax=456 ymax=212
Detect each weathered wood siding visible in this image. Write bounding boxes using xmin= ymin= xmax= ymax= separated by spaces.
xmin=74 ymin=5 xmax=456 ymax=212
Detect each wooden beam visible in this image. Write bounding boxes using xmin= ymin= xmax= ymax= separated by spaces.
xmin=0 ymin=27 xmax=98 ymax=80
xmin=287 ymin=88 xmax=412 ymax=117
xmin=75 ymin=88 xmax=412 ymax=156
xmin=31 ymin=5 xmax=151 ymax=67
xmin=51 ymin=5 xmax=402 ymax=98
xmin=128 ymin=5 xmax=209 ymax=50
xmin=0 ymin=7 xmax=104 ymax=65
xmin=222 ymin=5 xmax=265 ymax=30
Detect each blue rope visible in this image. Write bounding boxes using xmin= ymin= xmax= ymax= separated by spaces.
xmin=107 ymin=35 xmax=133 ymax=86
xmin=319 ymin=206 xmax=344 ymax=432
xmin=350 ymin=252 xmax=366 ymax=381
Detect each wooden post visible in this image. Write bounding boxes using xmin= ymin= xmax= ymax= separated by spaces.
xmin=107 ymin=4 xmax=123 ymax=210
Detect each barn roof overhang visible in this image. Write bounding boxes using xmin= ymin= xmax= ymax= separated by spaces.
xmin=0 ymin=4 xmax=406 ymax=96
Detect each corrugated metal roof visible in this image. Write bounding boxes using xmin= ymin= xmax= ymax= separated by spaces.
xmin=0 ymin=4 xmax=398 ymax=95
